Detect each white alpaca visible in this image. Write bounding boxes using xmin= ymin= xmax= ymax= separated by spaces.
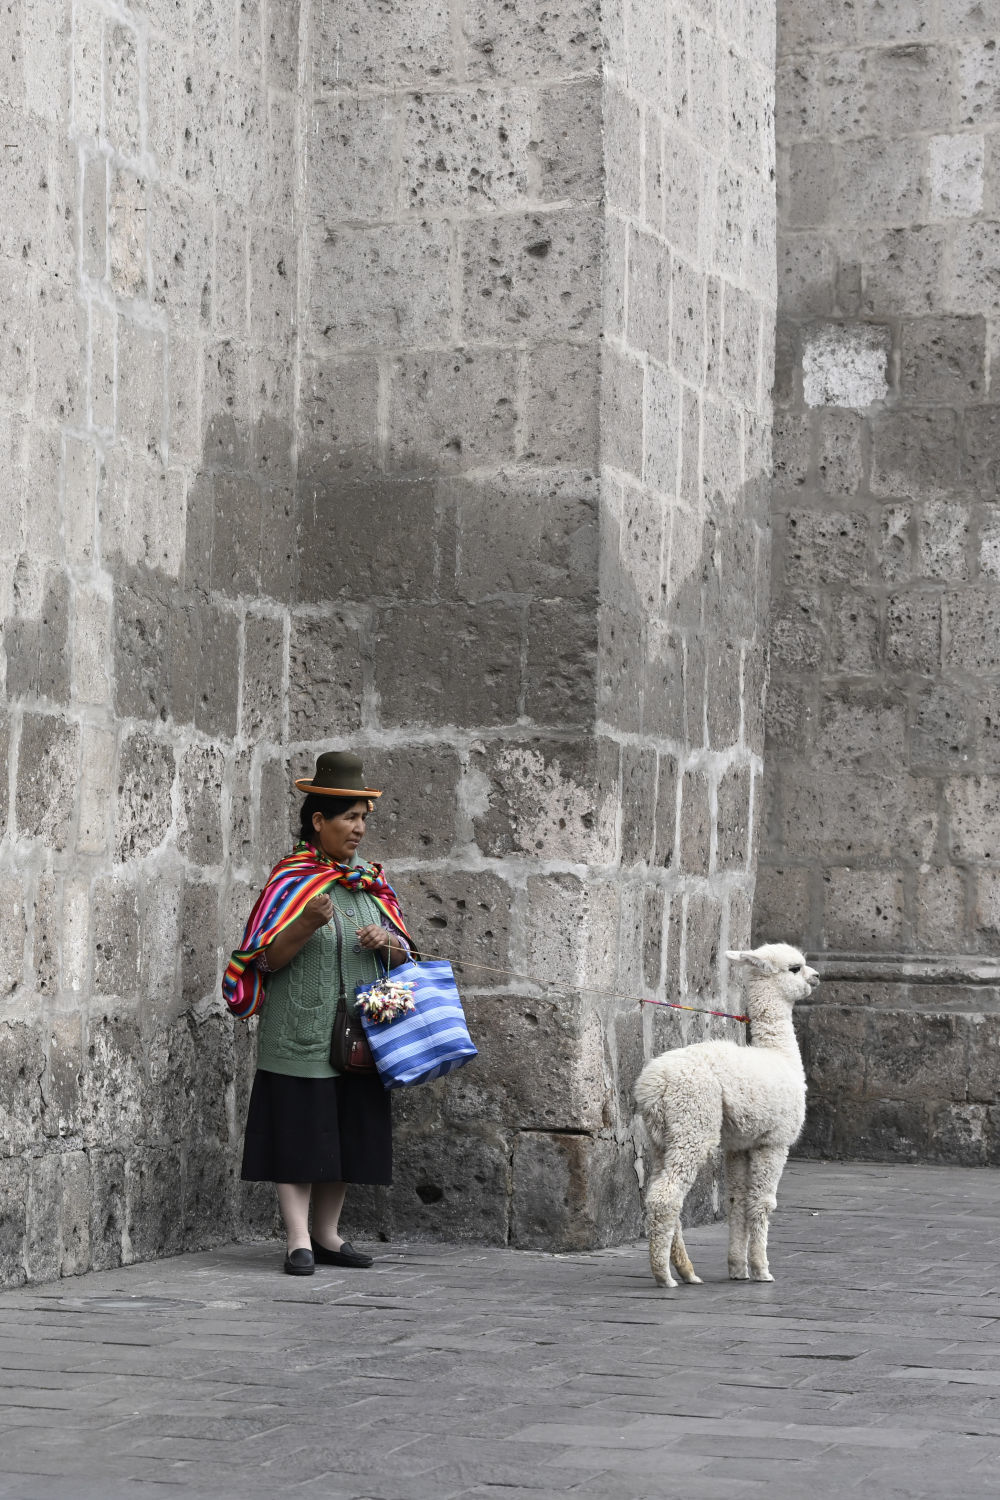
xmin=633 ymin=943 xmax=819 ymax=1288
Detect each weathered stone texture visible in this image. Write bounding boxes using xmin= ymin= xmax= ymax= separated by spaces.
xmin=0 ymin=0 xmax=779 ymax=1281
xmin=601 ymin=0 xmax=776 ymax=1212
xmin=758 ymin=0 xmax=1000 ymax=1164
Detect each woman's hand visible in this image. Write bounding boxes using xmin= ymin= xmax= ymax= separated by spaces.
xmin=356 ymin=923 xmax=391 ymax=951
xmin=301 ymin=893 xmax=333 ymax=932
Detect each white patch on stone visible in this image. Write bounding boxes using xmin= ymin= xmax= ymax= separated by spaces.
xmin=928 ymin=134 xmax=984 ymax=218
xmin=457 ymin=760 xmax=492 ymax=822
xmin=801 ymin=324 xmax=889 ymax=409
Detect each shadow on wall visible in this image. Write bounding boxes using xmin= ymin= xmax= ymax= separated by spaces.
xmin=279 ymin=440 xmax=646 ymax=1253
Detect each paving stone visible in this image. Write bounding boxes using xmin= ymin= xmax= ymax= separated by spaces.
xmin=0 ymin=1164 xmax=993 ymax=1494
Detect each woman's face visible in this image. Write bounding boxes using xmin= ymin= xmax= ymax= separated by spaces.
xmin=312 ymin=801 xmax=370 ymax=863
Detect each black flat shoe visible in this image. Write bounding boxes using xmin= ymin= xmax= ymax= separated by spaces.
xmin=311 ymin=1238 xmax=373 ymax=1268
xmin=284 ymin=1247 xmax=315 ymax=1276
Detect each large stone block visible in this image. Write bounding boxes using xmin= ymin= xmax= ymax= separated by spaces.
xmin=181 ymin=881 xmax=221 ymax=1007
xmin=363 ymin=746 xmax=461 ymax=860
xmin=651 ymin=752 xmax=678 ymax=869
xmin=167 ymin=596 xmax=240 ymax=737
xmin=113 ymin=567 xmax=172 ymax=722
xmin=463 ymin=0 xmax=600 ymax=80
xmin=524 ymin=600 xmax=598 ymax=728
xmin=81 ymin=1013 xmax=146 ymax=1149
xmin=620 ymin=743 xmax=657 ymax=866
xmin=392 ymin=1120 xmax=511 ymax=1243
xmin=454 ymin=469 xmax=598 ymax=603
xmin=0 ymin=1158 xmax=27 ymax=1284
xmin=58 ymin=1151 xmax=92 ymax=1276
xmin=447 ymin=993 xmax=605 ymax=1133
xmin=124 ymin=1148 xmax=185 ymax=1261
xmin=626 ymin=226 xmax=670 ymax=365
xmin=114 ymin=731 xmax=175 ymax=862
xmin=816 ymin=411 xmax=864 ymax=496
xmin=684 ymin=888 xmax=723 ymax=998
xmin=523 ymin=872 xmax=620 ymax=998
xmin=298 ymin=470 xmax=440 ymax=604
xmin=288 ymin=610 xmax=365 ymax=739
xmin=395 ymin=868 xmax=511 ymax=976
xmin=597 ymin=606 xmax=642 ymax=734
xmin=461 ymin=209 xmax=600 ymax=341
xmin=297 ymin=354 xmax=380 ymax=480
xmin=679 ymin=768 xmax=711 ymax=875
xmin=185 ymin=1144 xmax=237 ymax=1251
xmin=535 ymin=77 xmax=603 ymax=201
xmin=0 ymin=1022 xmax=45 ymax=1155
xmin=309 ymin=221 xmax=453 ymax=348
xmin=716 ymin=763 xmax=751 ymax=870
xmin=828 ymin=592 xmax=878 ymax=674
xmin=865 ymin=1011 xmax=970 ymax=1104
xmin=91 ymin=885 xmax=141 ymax=1001
xmin=316 ymin=0 xmax=452 ymax=88
xmin=241 ymin=612 xmax=285 ymax=743
xmin=5 ymin=568 xmax=71 ymax=703
xmin=900 ymin=316 xmax=986 ymax=405
xmin=89 ymin=1149 xmax=127 ymax=1270
xmin=944 ymin=586 xmax=1000 ymax=674
xmin=752 ymin=863 xmax=811 ymax=945
xmin=870 ymin=409 xmax=960 ymax=496
xmin=400 ymin=88 xmax=538 ymax=212
xmin=472 ymin=737 xmax=617 ymax=862
xmin=783 ymin=508 xmax=869 ymax=586
xmin=602 ymin=347 xmax=644 ymax=479
xmin=510 ymin=1131 xmax=640 ymax=1251
xmin=830 ymin=1096 xmax=932 ymax=1163
xmin=779 ymin=767 xmax=937 ymax=863
xmin=387 ymin=348 xmax=519 ymax=474
xmin=178 ymin=745 xmax=225 ymax=865
xmin=947 ymin=776 xmax=1000 ymax=861
xmin=374 ymin=602 xmax=522 ymax=728
xmin=822 ymin=868 xmax=905 ymax=950
xmin=15 ymin=711 xmax=80 ymax=850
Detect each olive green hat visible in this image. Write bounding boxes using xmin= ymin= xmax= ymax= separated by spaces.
xmin=294 ymin=750 xmax=382 ymax=798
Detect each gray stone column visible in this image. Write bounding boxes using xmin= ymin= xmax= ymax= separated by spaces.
xmin=758 ymin=0 xmax=1000 ymax=1163
xmin=296 ymin=0 xmax=777 ymax=1247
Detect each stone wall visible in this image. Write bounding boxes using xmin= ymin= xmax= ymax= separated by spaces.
xmin=0 ymin=0 xmax=302 ymax=1283
xmin=0 ymin=0 xmax=777 ymax=1285
xmin=292 ymin=0 xmax=611 ymax=1250
xmin=757 ymin=0 xmax=1000 ymax=1163
xmin=600 ymin=0 xmax=777 ymax=1222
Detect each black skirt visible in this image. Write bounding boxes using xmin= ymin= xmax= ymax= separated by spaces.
xmin=240 ymin=1069 xmax=392 ymax=1185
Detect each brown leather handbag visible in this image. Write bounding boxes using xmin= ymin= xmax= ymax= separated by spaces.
xmin=329 ymin=904 xmax=377 ymax=1075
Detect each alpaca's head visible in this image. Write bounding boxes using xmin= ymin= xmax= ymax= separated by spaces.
xmin=725 ymin=943 xmax=819 ymax=1010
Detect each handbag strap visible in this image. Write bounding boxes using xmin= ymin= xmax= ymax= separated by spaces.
xmin=328 ymin=900 xmax=348 ymax=1004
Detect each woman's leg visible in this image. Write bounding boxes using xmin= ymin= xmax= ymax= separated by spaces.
xmin=276 ymin=1182 xmax=312 ymax=1252
xmin=311 ymin=1180 xmax=347 ymax=1250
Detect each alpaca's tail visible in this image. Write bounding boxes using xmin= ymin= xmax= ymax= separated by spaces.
xmin=633 ymin=1058 xmax=670 ymax=1150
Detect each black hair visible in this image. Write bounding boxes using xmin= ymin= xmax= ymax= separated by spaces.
xmin=298 ymin=793 xmax=370 ymax=846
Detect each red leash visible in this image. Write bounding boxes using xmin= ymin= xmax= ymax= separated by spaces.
xmin=639 ymin=997 xmax=748 ymax=1024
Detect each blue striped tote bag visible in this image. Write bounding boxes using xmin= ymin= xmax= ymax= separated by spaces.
xmin=356 ymin=960 xmax=477 ymax=1089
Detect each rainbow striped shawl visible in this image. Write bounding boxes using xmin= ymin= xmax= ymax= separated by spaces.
xmin=222 ymin=842 xmax=413 ymax=1019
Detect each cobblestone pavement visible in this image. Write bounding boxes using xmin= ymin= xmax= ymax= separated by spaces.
xmin=0 ymin=1161 xmax=997 ymax=1500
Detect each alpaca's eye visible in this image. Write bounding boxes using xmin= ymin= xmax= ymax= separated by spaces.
xmin=789 ymin=965 xmax=801 ymax=973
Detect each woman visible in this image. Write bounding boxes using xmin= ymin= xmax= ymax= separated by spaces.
xmin=224 ymin=751 xmax=413 ymax=1276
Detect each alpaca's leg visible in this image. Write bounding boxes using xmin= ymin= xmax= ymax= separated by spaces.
xmin=725 ymin=1150 xmax=751 ymax=1279
xmin=670 ymin=1224 xmax=703 ymax=1284
xmin=645 ymin=1148 xmax=708 ymax=1289
xmin=745 ymin=1145 xmax=789 ymax=1282
xmin=645 ymin=1167 xmax=682 ymax=1288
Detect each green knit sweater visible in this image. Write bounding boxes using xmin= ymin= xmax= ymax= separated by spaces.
xmin=255 ymin=887 xmax=389 ymax=1079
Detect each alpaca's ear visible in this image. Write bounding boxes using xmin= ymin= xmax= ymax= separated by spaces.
xmin=726 ymin=950 xmax=778 ymax=974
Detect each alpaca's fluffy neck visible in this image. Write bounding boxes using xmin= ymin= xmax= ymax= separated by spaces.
xmin=747 ymin=993 xmax=803 ymax=1070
